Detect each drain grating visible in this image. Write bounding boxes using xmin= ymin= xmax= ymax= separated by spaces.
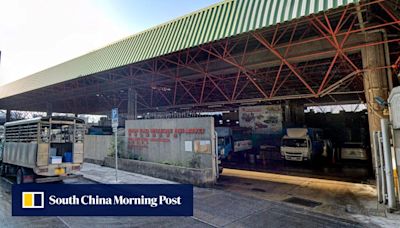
xmin=251 ymin=188 xmax=266 ymax=192
xmin=283 ymin=197 xmax=322 ymax=208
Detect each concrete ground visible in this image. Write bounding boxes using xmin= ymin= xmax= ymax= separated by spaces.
xmin=217 ymin=168 xmax=400 ymax=227
xmin=0 ymin=163 xmax=396 ymax=227
xmin=79 ymin=163 xmax=399 ymax=227
xmin=223 ymin=159 xmax=372 ymax=183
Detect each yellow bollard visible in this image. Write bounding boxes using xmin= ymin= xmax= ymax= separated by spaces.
xmin=394 ymin=168 xmax=399 ymax=197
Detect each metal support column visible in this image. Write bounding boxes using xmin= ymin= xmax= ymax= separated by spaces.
xmin=46 ymin=103 xmax=53 ymax=117
xmin=286 ymin=101 xmax=305 ymax=127
xmin=284 ymin=101 xmax=292 ymax=127
xmin=127 ymin=88 xmax=137 ymax=120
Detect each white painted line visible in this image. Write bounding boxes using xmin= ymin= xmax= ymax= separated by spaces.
xmin=191 ymin=216 xmax=218 ymax=228
xmin=1 ymin=177 xmax=14 ymax=185
xmin=57 ymin=216 xmax=72 ymax=228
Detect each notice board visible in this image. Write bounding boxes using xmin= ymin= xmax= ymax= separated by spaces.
xmin=239 ymin=105 xmax=283 ymax=134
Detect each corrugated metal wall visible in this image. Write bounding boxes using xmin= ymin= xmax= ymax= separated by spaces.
xmin=0 ymin=0 xmax=358 ymax=99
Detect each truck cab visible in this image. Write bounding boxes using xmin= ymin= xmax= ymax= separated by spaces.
xmin=216 ymin=127 xmax=233 ymax=159
xmin=216 ymin=127 xmax=252 ymax=160
xmin=281 ymin=128 xmax=324 ymax=162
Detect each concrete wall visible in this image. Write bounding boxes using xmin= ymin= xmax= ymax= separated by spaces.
xmin=83 ymin=118 xmax=218 ymax=185
xmin=125 ymin=117 xmax=216 ymax=170
xmin=104 ymin=157 xmax=215 ymax=186
xmin=84 ymin=135 xmax=112 ymax=163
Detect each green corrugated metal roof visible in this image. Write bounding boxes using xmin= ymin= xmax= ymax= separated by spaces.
xmin=0 ymin=0 xmax=358 ymax=99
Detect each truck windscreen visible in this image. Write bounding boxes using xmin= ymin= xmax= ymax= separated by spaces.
xmin=282 ymin=138 xmax=307 ymax=147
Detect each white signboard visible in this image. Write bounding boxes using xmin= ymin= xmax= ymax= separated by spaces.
xmin=239 ymin=105 xmax=283 ymax=134
xmin=184 ymin=141 xmax=193 ymax=152
xmin=112 ymin=108 xmax=118 ymax=129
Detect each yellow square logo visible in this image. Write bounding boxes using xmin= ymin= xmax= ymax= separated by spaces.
xmin=22 ymin=192 xmax=44 ymax=209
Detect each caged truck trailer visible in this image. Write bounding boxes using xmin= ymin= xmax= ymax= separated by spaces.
xmin=0 ymin=116 xmax=85 ymax=184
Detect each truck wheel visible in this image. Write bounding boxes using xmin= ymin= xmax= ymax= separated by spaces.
xmin=310 ymin=155 xmax=320 ymax=168
xmin=16 ymin=168 xmax=24 ymax=184
xmin=0 ymin=164 xmax=5 ymax=177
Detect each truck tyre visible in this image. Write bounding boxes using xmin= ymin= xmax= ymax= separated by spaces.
xmin=310 ymin=154 xmax=320 ymax=167
xmin=0 ymin=164 xmax=5 ymax=177
xmin=16 ymin=168 xmax=24 ymax=184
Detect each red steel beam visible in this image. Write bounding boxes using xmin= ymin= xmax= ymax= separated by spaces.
xmin=378 ymin=2 xmax=400 ymax=26
xmin=188 ymin=49 xmax=231 ymax=102
xmin=173 ymin=80 xmax=178 ymax=105
xmin=310 ymin=15 xmax=360 ymax=72
xmin=252 ymin=32 xmax=317 ymax=96
xmin=273 ymin=24 xmax=292 ymax=47
xmin=232 ymin=35 xmax=250 ymax=100
xmin=234 ymin=80 xmax=250 ymax=100
xmin=270 ymin=63 xmax=284 ymax=98
xmin=270 ymin=22 xmax=298 ymax=98
xmin=395 ymin=56 xmax=400 ymax=68
xmin=157 ymin=90 xmax=172 ymax=105
xmin=200 ymin=50 xmax=212 ymax=103
xmin=199 ymin=45 xmax=269 ymax=99
xmin=318 ymin=53 xmax=339 ymax=94
xmin=317 ymin=12 xmax=357 ymax=94
xmin=178 ymin=81 xmax=199 ymax=104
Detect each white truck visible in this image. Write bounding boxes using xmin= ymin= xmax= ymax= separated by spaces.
xmin=280 ymin=128 xmax=325 ymax=162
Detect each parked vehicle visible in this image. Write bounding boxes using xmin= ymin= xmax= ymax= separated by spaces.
xmin=0 ymin=116 xmax=85 ymax=184
xmin=340 ymin=142 xmax=368 ymax=160
xmin=216 ymin=127 xmax=252 ymax=159
xmin=88 ymin=126 xmax=113 ymax=135
xmin=280 ymin=128 xmax=325 ymax=162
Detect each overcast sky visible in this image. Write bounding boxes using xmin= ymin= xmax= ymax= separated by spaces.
xmin=0 ymin=0 xmax=220 ymax=85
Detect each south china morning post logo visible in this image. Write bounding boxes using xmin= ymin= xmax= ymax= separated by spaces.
xmin=12 ymin=184 xmax=193 ymax=216
xmin=22 ymin=192 xmax=44 ymax=209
